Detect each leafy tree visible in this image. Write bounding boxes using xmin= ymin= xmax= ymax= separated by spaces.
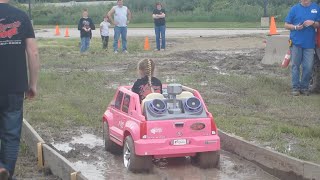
xmin=13 ymin=0 xmax=304 ymax=25
xmin=164 ymin=0 xmax=198 ymax=11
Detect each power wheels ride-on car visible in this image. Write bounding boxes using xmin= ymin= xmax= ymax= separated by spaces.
xmin=102 ymin=84 xmax=220 ymax=172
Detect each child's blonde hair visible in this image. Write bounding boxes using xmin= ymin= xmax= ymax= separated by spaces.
xmin=138 ymin=59 xmax=155 ymax=92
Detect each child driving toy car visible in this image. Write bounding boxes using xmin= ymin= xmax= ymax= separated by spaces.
xmin=132 ymin=59 xmax=162 ymax=101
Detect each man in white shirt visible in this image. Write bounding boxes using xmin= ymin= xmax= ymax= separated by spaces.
xmin=108 ymin=0 xmax=132 ymax=53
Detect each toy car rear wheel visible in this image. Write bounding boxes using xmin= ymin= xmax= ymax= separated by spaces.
xmin=192 ymin=151 xmax=220 ymax=169
xmin=103 ymin=122 xmax=122 ymax=154
xmin=123 ymin=136 xmax=152 ymax=172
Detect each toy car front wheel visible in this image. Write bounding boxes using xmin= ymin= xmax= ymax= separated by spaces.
xmin=123 ymin=136 xmax=152 ymax=172
xmin=103 ymin=122 xmax=122 ymax=154
xmin=192 ymin=151 xmax=220 ymax=169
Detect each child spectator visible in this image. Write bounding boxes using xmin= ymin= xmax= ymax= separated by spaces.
xmin=132 ymin=59 xmax=162 ymax=101
xmin=78 ymin=8 xmax=95 ymax=53
xmin=100 ymin=15 xmax=111 ymax=50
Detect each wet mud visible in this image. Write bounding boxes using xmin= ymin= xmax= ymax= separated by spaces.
xmin=52 ymin=132 xmax=278 ymax=180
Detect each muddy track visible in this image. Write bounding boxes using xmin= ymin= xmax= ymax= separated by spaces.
xmin=50 ymin=131 xmax=278 ymax=180
xmin=19 ymin=34 xmax=288 ymax=179
xmin=46 ymin=35 xmax=280 ymax=179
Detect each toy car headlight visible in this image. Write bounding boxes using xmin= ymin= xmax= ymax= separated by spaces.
xmin=149 ymin=99 xmax=167 ymax=114
xmin=184 ymin=97 xmax=202 ymax=113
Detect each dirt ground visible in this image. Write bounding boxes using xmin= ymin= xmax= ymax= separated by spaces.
xmin=14 ymin=143 xmax=60 ymax=179
xmin=18 ymin=32 xmax=319 ymax=179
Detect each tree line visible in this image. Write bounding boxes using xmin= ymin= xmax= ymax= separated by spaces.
xmin=127 ymin=0 xmax=297 ymax=12
xmin=15 ymin=0 xmax=298 ymax=12
xmin=11 ymin=0 xmax=300 ymax=25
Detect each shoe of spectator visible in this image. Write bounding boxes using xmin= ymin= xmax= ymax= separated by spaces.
xmin=0 ymin=168 xmax=9 ymax=180
xmin=291 ymin=90 xmax=300 ymax=96
xmin=300 ymin=90 xmax=310 ymax=96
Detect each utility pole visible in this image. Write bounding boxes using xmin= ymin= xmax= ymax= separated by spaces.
xmin=261 ymin=0 xmax=269 ymax=27
xmin=263 ymin=0 xmax=268 ymax=17
xmin=28 ymin=0 xmax=33 ymax=25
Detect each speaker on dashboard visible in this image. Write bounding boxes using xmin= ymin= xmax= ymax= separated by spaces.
xmin=148 ymin=99 xmax=167 ymax=114
xmin=184 ymin=97 xmax=202 ymax=113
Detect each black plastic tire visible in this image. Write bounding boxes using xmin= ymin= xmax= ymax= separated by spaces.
xmin=192 ymin=151 xmax=220 ymax=169
xmin=103 ymin=122 xmax=122 ymax=154
xmin=123 ymin=136 xmax=152 ymax=173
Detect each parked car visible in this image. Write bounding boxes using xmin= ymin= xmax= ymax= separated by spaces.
xmin=102 ymin=84 xmax=220 ymax=172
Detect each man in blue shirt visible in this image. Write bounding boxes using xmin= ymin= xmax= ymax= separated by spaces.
xmin=285 ymin=0 xmax=320 ymax=96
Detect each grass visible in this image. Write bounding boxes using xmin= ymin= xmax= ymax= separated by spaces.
xmin=23 ymin=37 xmax=320 ymax=165
xmin=205 ymin=75 xmax=320 ymax=162
xmin=25 ymin=37 xmax=144 ymax=130
xmin=34 ymin=21 xmax=285 ymax=29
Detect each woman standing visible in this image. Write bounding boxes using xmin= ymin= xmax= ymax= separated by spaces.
xmin=152 ymin=2 xmax=166 ymax=51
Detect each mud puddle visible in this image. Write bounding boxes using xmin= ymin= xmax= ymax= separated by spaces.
xmin=52 ymin=132 xmax=278 ymax=180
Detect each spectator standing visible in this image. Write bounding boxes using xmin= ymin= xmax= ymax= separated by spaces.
xmin=108 ymin=0 xmax=132 ymax=54
xmin=152 ymin=2 xmax=166 ymax=51
xmin=100 ymin=15 xmax=111 ymax=50
xmin=0 ymin=0 xmax=40 ymax=179
xmin=78 ymin=8 xmax=95 ymax=53
xmin=285 ymin=0 xmax=320 ymax=96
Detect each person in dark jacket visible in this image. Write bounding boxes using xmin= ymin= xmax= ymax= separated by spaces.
xmin=78 ymin=8 xmax=95 ymax=53
xmin=152 ymin=2 xmax=166 ymax=51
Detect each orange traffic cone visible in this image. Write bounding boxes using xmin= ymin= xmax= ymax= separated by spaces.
xmin=55 ymin=25 xmax=60 ymax=36
xmin=144 ymin=36 xmax=150 ymax=51
xmin=269 ymin=16 xmax=279 ymax=36
xmin=118 ymin=40 xmax=121 ymax=49
xmin=64 ymin=27 xmax=69 ymax=37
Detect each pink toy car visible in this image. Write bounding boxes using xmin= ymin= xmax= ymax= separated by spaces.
xmin=102 ymin=84 xmax=220 ymax=172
